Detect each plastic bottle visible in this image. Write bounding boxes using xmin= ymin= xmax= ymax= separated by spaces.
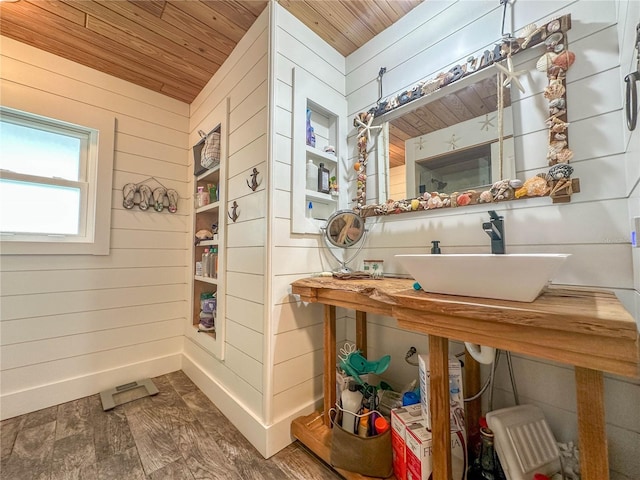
xmin=210 ymin=247 xmax=218 ymax=278
xmin=208 ymin=184 xmax=217 ymax=203
xmin=479 ymin=427 xmax=496 ymax=478
xmin=374 ymin=416 xmax=389 ymax=434
xmin=306 ymin=108 xmax=316 ymax=147
xmin=306 ymin=201 xmax=313 ymax=219
xmin=306 ymin=159 xmax=317 ymax=191
xmin=318 ymin=162 xmax=330 ymax=193
xmin=358 ymin=396 xmax=370 ymax=437
xmin=340 ymin=381 xmax=363 ymax=434
xmin=197 ymin=186 xmax=209 ymax=207
xmin=202 ymin=248 xmax=210 ymax=277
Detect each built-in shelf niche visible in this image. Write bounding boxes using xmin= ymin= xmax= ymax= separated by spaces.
xmin=291 ymin=68 xmax=347 ymax=234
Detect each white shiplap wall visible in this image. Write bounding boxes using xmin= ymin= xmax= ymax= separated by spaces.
xmin=181 ymin=7 xmax=271 ymax=457
xmin=345 ymin=1 xmax=639 ymax=479
xmin=267 ymin=2 xmax=348 ymax=449
xmin=0 ymin=37 xmax=189 ymax=419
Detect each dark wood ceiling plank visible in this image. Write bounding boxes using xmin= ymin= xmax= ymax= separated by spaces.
xmin=389 ymin=123 xmax=412 ymax=143
xmin=0 ymin=15 xmax=164 ymax=93
xmin=304 ymin=0 xmax=376 ymax=47
xmin=202 ymin=0 xmax=263 ymax=31
xmin=393 ymin=115 xmax=426 ymax=138
xmin=344 ymin=0 xmax=394 ymax=33
xmin=389 ymin=147 xmax=405 ymax=169
xmin=364 ymin=0 xmax=403 ymax=24
xmin=455 ymin=85 xmax=492 ymax=117
xmin=84 ymin=15 xmax=214 ymax=84
xmin=161 ymin=2 xmax=236 ymax=56
xmin=130 ymin=0 xmax=166 ymax=18
xmin=1 ymin=0 xmax=421 ymax=104
xmin=62 ymin=0 xmax=220 ymax=76
xmin=440 ymin=92 xmax=474 ymax=123
xmin=230 ymin=0 xmax=267 ymax=17
xmin=24 ymin=0 xmax=86 ymax=26
xmin=0 ymin=2 xmax=202 ymax=102
xmin=472 ymin=76 xmax=498 ymax=100
xmin=471 ymin=76 xmax=511 ymax=111
xmin=174 ymin=0 xmax=246 ymax=44
xmin=412 ymin=106 xmax=447 ymax=132
xmin=426 ymin=99 xmax=463 ymax=128
xmin=94 ymin=0 xmax=230 ymax=67
xmin=385 ymin=0 xmax=422 ymax=17
xmin=277 ymin=0 xmax=357 ymax=56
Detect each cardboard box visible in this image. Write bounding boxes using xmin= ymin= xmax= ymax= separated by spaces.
xmin=390 ymin=404 xmax=422 ymax=480
xmin=405 ymin=421 xmax=467 ymax=480
xmin=418 ymin=354 xmax=465 ymax=432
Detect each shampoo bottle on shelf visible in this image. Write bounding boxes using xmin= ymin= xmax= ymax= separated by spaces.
xmin=318 ymin=163 xmax=330 ymax=193
xmin=210 ymin=247 xmax=218 ymax=278
xmin=201 ymin=248 xmax=210 ymax=277
xmin=340 ymin=381 xmax=363 ymax=434
xmin=306 ymin=159 xmax=317 ymax=191
xmin=196 ymin=186 xmax=209 ymax=207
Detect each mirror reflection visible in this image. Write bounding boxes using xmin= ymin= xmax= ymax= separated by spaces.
xmin=325 ymin=210 xmax=365 ymax=248
xmin=380 ymin=72 xmax=515 ymax=202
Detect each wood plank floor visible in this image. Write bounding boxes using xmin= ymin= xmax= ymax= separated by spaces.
xmin=0 ymin=371 xmax=343 ymax=480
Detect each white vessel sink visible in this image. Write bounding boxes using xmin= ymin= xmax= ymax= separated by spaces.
xmin=395 ymin=254 xmax=570 ymax=302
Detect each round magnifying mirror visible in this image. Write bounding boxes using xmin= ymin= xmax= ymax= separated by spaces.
xmin=325 ymin=210 xmax=365 ymax=247
xmin=322 ymin=210 xmax=367 ymax=273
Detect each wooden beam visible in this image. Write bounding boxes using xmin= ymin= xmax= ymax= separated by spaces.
xmin=575 ymin=367 xmax=609 ymax=480
xmin=464 ymin=351 xmax=482 ymax=465
xmin=355 ymin=311 xmax=367 ymax=356
xmin=429 ymin=335 xmax=452 ymax=480
xmin=323 ymin=304 xmax=337 ymax=426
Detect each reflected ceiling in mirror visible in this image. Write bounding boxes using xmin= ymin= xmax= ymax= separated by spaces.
xmin=388 ymin=75 xmax=509 ymax=168
xmin=387 ymin=73 xmax=515 ymax=200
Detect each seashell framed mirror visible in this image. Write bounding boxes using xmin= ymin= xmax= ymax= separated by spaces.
xmin=354 ymin=14 xmax=579 ymax=218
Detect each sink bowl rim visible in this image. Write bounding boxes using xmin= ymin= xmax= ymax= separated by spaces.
xmin=395 ymin=253 xmax=571 ymax=302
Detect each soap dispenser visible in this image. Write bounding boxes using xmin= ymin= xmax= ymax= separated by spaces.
xmin=431 ymin=240 xmax=441 ymax=254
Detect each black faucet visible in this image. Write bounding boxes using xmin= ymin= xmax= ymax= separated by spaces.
xmin=483 ymin=211 xmax=505 ymax=254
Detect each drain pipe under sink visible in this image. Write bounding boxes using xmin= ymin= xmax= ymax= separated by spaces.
xmin=464 ymin=342 xmax=496 ymax=365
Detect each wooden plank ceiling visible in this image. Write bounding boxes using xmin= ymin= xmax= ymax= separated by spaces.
xmin=0 ymin=0 xmax=423 ymax=104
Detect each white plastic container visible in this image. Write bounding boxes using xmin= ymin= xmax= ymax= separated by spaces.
xmin=486 ymin=404 xmax=560 ymax=480
xmin=306 ymin=159 xmax=317 ymax=191
xmin=201 ymin=248 xmax=210 ymax=277
xmin=340 ymin=381 xmax=363 ymax=434
xmin=196 ymin=186 xmax=209 ymax=207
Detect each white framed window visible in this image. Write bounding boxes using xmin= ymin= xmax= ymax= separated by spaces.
xmin=0 ymin=106 xmax=115 ymax=255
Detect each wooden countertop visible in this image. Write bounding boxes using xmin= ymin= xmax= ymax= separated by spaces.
xmin=292 ymin=277 xmax=640 ymax=378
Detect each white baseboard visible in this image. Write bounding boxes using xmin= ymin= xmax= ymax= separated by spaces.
xmin=0 ymin=354 xmax=182 ymax=421
xmin=181 ymin=353 xmax=322 ymax=458
xmin=2 ymin=350 xmax=321 ymax=460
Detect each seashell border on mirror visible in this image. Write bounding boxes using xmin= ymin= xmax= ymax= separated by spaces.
xmin=353 ymin=13 xmax=579 ymax=218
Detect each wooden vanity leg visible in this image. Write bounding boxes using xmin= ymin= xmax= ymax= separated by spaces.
xmin=355 ymin=310 xmax=367 ymax=356
xmin=324 ymin=304 xmax=336 ymax=427
xmin=429 ymin=335 xmax=452 ymax=480
xmin=575 ymin=367 xmax=609 ymax=480
xmin=464 ymin=352 xmax=481 ymax=458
